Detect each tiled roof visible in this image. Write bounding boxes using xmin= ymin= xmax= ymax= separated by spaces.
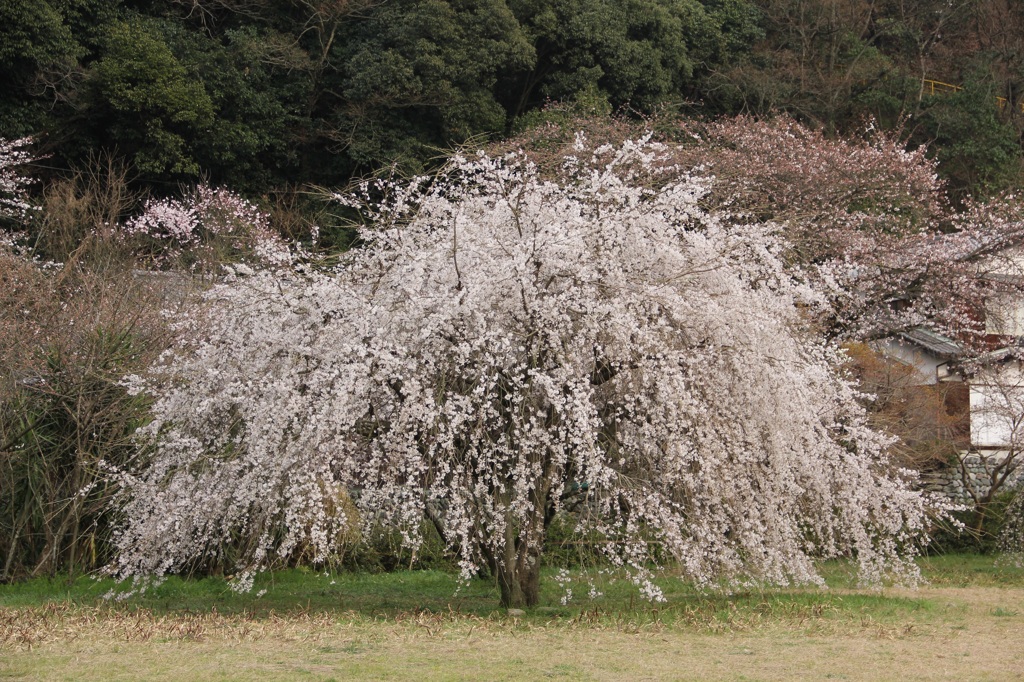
xmin=898 ymin=327 xmax=963 ymax=357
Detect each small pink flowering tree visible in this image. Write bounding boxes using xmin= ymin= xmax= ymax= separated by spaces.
xmin=677 ymin=117 xmax=1024 ymax=346
xmin=112 ymin=137 xmax=933 ymax=607
xmin=123 ymin=185 xmax=292 ymax=270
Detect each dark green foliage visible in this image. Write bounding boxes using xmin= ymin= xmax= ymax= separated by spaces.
xmin=926 ymin=491 xmax=1021 ymax=555
xmin=337 ymin=523 xmax=454 ymax=574
xmin=0 ymin=327 xmax=154 ymax=581
xmin=540 ymin=512 xmax=608 ymax=569
xmin=0 ymin=0 xmax=78 ymax=72
xmin=505 ymin=0 xmax=726 ymax=118
xmin=914 ymin=68 xmax=1024 ymax=201
xmin=328 ymin=0 xmax=536 ymax=174
xmin=84 ymin=18 xmax=214 ymax=180
xmin=155 ymin=23 xmax=304 ymax=192
xmin=0 ymin=0 xmax=762 ymax=193
xmin=1 ymin=0 xmax=1022 ymax=203
xmin=0 ymin=0 xmax=81 ymax=135
xmin=702 ymin=0 xmax=762 ymax=56
xmin=712 ymin=0 xmax=903 ymax=129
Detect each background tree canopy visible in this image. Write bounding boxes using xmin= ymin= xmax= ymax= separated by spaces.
xmin=0 ymin=0 xmax=771 ymax=192
xmin=1 ymin=0 xmax=1022 ymax=199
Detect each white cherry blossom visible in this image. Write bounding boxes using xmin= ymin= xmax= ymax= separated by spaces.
xmin=111 ymin=138 xmax=935 ymax=607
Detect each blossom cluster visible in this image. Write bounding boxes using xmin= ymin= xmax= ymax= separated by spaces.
xmin=510 ymin=116 xmax=1024 ymax=347
xmin=123 ymin=185 xmax=292 ymax=269
xmin=110 ymin=136 xmax=936 ymax=602
xmin=668 ymin=117 xmax=1024 ymax=347
xmin=0 ymin=137 xmax=35 ymax=224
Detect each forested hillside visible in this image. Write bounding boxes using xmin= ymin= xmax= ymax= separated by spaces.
xmin=2 ymin=0 xmax=1023 ymax=200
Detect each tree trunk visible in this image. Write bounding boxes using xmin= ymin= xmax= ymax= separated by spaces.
xmin=495 ymin=497 xmax=545 ymax=608
xmin=496 ymin=545 xmax=542 ymax=609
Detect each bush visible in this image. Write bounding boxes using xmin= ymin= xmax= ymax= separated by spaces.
xmin=0 ymin=222 xmax=173 ymax=582
xmin=927 ymin=491 xmax=1020 ymax=555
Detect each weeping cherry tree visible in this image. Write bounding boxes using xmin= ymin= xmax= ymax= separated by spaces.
xmin=111 ymin=136 xmax=934 ymax=608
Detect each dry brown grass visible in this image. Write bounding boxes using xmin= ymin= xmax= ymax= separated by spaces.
xmin=2 ymin=585 xmax=1023 ymax=680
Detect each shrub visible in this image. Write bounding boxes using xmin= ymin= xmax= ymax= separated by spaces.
xmin=0 ymin=237 xmax=171 ymax=581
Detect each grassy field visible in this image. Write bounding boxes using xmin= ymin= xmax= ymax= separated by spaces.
xmin=2 ymin=555 xmax=1023 ymax=681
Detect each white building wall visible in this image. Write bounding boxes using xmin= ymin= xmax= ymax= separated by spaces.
xmin=981 ymin=248 xmax=1024 ymax=336
xmin=873 ymin=338 xmax=948 ymax=385
xmin=969 ymin=362 xmax=1024 ymax=449
xmin=985 ymin=293 xmax=1024 ymax=337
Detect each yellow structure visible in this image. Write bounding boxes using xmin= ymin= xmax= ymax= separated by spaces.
xmin=922 ymin=78 xmax=1024 ymax=112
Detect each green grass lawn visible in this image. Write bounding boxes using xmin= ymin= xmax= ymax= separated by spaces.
xmin=2 ymin=555 xmax=1023 ymax=681
xmin=2 ymin=554 xmax=1021 ymax=622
